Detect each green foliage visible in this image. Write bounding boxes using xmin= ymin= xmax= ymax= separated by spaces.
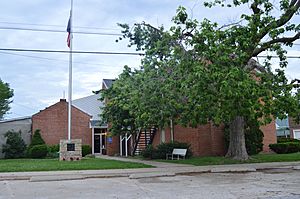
xmin=224 ymin=121 xmax=264 ymax=155
xmin=140 ymin=145 xmax=155 ymax=159
xmin=82 ymin=145 xmax=92 ymax=157
xmin=47 ymin=144 xmax=59 ymax=158
xmin=0 ymin=78 xmax=14 ymax=119
xmin=29 ymin=129 xmax=45 ymax=148
xmin=277 ymin=138 xmax=300 ymax=143
xmin=48 ymin=144 xmax=59 ymax=153
xmin=103 ymin=1 xmax=300 ymax=159
xmin=2 ymin=130 xmax=26 ymax=159
xmin=141 ymin=141 xmax=192 ymax=159
xmin=29 ymin=144 xmax=48 ymax=158
xmin=269 ymin=142 xmax=300 ymax=154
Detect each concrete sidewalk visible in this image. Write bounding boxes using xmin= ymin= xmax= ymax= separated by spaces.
xmin=0 ymin=156 xmax=299 ymax=182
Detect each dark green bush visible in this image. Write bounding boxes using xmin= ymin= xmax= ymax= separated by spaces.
xmin=82 ymin=145 xmax=92 ymax=157
xmin=155 ymin=141 xmax=192 ymax=159
xmin=224 ymin=121 xmax=264 ymax=155
xmin=141 ymin=141 xmax=192 ymax=159
xmin=269 ymin=142 xmax=300 ymax=154
xmin=2 ymin=130 xmax=26 ymax=159
xmin=277 ymin=138 xmax=300 ymax=143
xmin=29 ymin=129 xmax=45 ymax=148
xmin=48 ymin=144 xmax=59 ymax=153
xmin=140 ymin=145 xmax=156 ymax=159
xmin=29 ymin=144 xmax=48 ymax=158
xmin=46 ymin=144 xmax=60 ymax=158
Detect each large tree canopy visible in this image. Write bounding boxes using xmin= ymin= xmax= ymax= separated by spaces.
xmin=101 ymin=0 xmax=300 ymax=160
xmin=0 ymin=79 xmax=13 ymax=119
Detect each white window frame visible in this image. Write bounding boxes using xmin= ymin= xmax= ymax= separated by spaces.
xmin=293 ymin=129 xmax=300 ymax=140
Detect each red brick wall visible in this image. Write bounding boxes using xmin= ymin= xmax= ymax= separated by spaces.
xmin=153 ymin=124 xmax=226 ymax=156
xmin=260 ymin=120 xmax=277 ymax=152
xmin=32 ymin=99 xmax=92 ymax=146
xmin=152 ymin=121 xmax=276 ymax=157
xmin=106 ymin=135 xmax=120 ymax=156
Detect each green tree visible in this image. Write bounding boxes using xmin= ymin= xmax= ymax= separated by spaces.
xmin=29 ymin=129 xmax=45 ymax=148
xmin=0 ymin=79 xmax=14 ymax=119
xmin=2 ymin=130 xmax=26 ymax=159
xmin=103 ymin=0 xmax=300 ymax=160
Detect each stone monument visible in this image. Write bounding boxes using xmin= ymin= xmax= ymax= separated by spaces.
xmin=59 ymin=139 xmax=82 ymax=161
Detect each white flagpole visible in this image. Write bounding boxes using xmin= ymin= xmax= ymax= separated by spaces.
xmin=68 ymin=0 xmax=73 ymax=141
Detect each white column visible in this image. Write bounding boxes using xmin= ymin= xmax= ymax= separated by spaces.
xmin=125 ymin=133 xmax=128 ymax=157
xmin=120 ymin=135 xmax=122 ymax=156
xmin=92 ymin=128 xmax=94 ymax=154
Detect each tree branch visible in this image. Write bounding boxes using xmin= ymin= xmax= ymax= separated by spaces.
xmin=250 ymin=2 xmax=261 ymax=14
xmin=257 ymin=0 xmax=300 ymax=40
xmin=218 ymin=20 xmax=243 ymax=30
xmin=252 ymin=32 xmax=300 ymax=57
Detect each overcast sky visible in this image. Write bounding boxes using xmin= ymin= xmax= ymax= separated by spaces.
xmin=0 ymin=0 xmax=299 ymax=120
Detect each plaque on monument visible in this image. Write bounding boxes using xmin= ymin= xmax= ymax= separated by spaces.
xmin=67 ymin=143 xmax=75 ymax=151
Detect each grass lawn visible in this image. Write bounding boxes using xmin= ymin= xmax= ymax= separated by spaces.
xmin=159 ymin=152 xmax=300 ymax=166
xmin=0 ymin=157 xmax=153 ymax=172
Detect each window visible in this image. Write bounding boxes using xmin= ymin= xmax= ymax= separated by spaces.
xmin=293 ymin=130 xmax=300 ymax=140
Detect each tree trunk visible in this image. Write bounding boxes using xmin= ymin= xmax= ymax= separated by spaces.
xmin=225 ymin=116 xmax=249 ymax=161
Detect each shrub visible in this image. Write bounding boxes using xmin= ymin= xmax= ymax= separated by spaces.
xmin=29 ymin=129 xmax=45 ymax=148
xmin=46 ymin=144 xmax=60 ymax=158
xmin=269 ymin=142 xmax=300 ymax=154
xmin=48 ymin=144 xmax=59 ymax=153
xmin=82 ymin=145 xmax=92 ymax=157
xmin=29 ymin=144 xmax=48 ymax=158
xmin=155 ymin=141 xmax=192 ymax=159
xmin=140 ymin=145 xmax=156 ymax=159
xmin=224 ymin=121 xmax=264 ymax=155
xmin=140 ymin=141 xmax=192 ymax=159
xmin=2 ymin=130 xmax=27 ymax=159
xmin=277 ymin=138 xmax=300 ymax=143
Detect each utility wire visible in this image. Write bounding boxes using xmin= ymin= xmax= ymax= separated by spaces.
xmin=0 ymin=48 xmax=299 ymax=59
xmin=0 ymin=21 xmax=120 ymax=31
xmin=0 ymin=26 xmax=122 ymax=36
xmin=0 ymin=48 xmax=144 ymax=56
xmin=0 ymin=51 xmax=116 ymax=67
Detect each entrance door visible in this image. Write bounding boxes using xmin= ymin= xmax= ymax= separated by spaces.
xmin=94 ymin=135 xmax=101 ymax=153
xmin=101 ymin=134 xmax=107 ymax=155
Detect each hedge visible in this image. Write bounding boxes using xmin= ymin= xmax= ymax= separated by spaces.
xmin=29 ymin=144 xmax=48 ymax=158
xmin=269 ymin=142 xmax=300 ymax=154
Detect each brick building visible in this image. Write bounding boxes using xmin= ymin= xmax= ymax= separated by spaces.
xmin=31 ymin=78 xmax=277 ymax=157
xmin=32 ymin=95 xmax=111 ymax=155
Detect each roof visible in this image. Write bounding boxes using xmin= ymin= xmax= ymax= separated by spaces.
xmin=0 ymin=116 xmax=32 ymax=123
xmin=103 ymin=79 xmax=115 ymax=89
xmin=72 ymin=94 xmax=104 ymax=121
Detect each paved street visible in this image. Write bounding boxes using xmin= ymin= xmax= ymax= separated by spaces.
xmin=1 ymin=169 xmax=300 ymax=199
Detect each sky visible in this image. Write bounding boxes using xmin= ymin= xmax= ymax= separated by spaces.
xmin=0 ymin=0 xmax=299 ymax=120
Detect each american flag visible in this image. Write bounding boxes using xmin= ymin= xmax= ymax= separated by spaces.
xmin=66 ymin=16 xmax=71 ymax=48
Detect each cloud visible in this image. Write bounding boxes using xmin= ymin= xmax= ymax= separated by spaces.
xmin=0 ymin=0 xmax=299 ymax=119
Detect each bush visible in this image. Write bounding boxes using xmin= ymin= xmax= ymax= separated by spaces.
xmin=141 ymin=141 xmax=192 ymax=159
xmin=46 ymin=144 xmax=60 ymax=158
xmin=2 ymin=130 xmax=27 ymax=159
xmin=269 ymin=142 xmax=300 ymax=154
xmin=48 ymin=144 xmax=59 ymax=153
xmin=29 ymin=144 xmax=48 ymax=158
xmin=82 ymin=145 xmax=92 ymax=157
xmin=277 ymin=138 xmax=300 ymax=143
xmin=140 ymin=145 xmax=156 ymax=159
xmin=155 ymin=141 xmax=192 ymax=159
xmin=29 ymin=129 xmax=45 ymax=148
xmin=224 ymin=121 xmax=264 ymax=155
